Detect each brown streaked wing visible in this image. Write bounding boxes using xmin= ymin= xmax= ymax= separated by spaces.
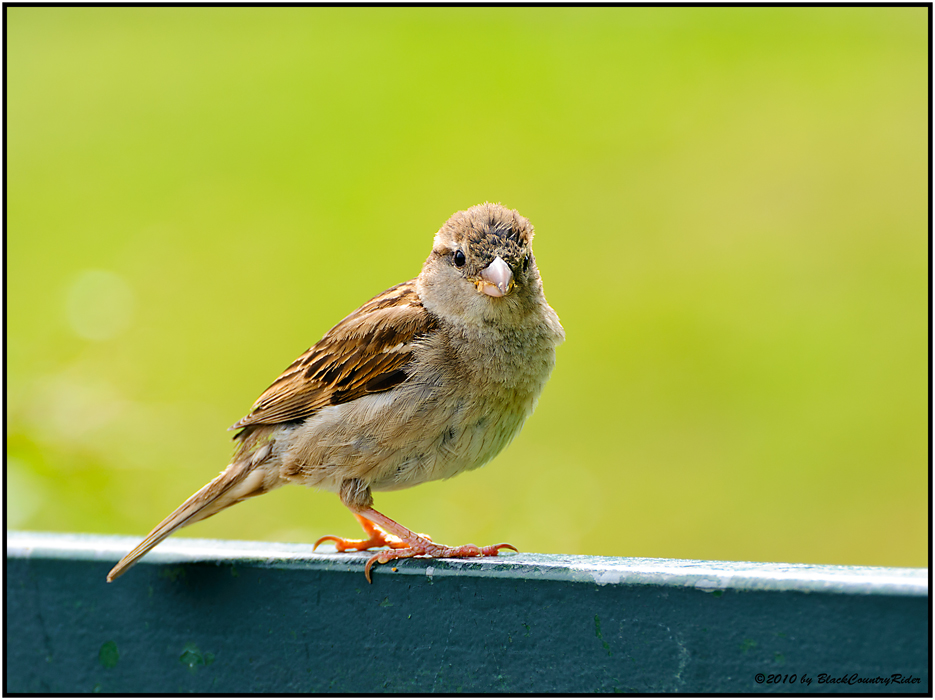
xmin=230 ymin=280 xmax=435 ymax=430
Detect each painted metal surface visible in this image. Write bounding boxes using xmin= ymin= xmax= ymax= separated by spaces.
xmin=6 ymin=531 xmax=929 ymax=693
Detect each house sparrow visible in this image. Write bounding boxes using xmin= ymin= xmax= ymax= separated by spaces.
xmin=106 ymin=203 xmax=564 ymax=583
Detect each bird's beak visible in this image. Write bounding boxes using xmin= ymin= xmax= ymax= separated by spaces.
xmin=476 ymin=256 xmax=514 ymax=297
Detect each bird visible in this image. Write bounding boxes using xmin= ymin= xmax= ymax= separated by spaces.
xmin=106 ymin=202 xmax=565 ymax=583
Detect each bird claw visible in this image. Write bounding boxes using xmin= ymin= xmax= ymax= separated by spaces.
xmin=313 ymin=512 xmax=420 ymax=553
xmin=323 ymin=508 xmax=517 ymax=583
xmin=363 ymin=541 xmax=518 ymax=583
xmin=313 ymin=532 xmax=409 ymax=553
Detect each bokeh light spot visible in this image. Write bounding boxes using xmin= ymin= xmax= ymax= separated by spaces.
xmin=7 ymin=458 xmax=46 ymax=528
xmin=65 ymin=270 xmax=135 ymax=341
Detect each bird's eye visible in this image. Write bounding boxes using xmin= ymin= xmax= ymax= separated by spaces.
xmin=453 ymin=250 xmax=466 ymax=267
xmin=523 ymin=254 xmax=530 ymax=273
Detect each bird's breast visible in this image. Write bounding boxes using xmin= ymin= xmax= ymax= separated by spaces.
xmin=366 ymin=321 xmax=556 ymax=490
xmin=280 ymin=315 xmax=559 ymax=494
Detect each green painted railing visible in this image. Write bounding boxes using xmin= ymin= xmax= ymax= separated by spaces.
xmin=6 ymin=531 xmax=928 ymax=694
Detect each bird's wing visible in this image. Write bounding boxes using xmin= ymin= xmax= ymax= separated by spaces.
xmin=230 ymin=279 xmax=436 ymax=430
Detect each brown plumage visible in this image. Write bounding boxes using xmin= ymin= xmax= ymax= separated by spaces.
xmin=231 ymin=281 xmax=434 ymax=430
xmin=107 ymin=203 xmax=564 ymax=583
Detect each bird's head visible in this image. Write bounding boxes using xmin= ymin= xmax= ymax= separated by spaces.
xmin=417 ymin=203 xmax=544 ymax=327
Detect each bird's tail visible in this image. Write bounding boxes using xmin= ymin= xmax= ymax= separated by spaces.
xmin=106 ymin=455 xmax=275 ymax=582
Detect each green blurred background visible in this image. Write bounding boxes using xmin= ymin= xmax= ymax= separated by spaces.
xmin=7 ymin=7 xmax=928 ymax=568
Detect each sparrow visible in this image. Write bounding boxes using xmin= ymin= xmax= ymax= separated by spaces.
xmin=106 ymin=203 xmax=564 ymax=583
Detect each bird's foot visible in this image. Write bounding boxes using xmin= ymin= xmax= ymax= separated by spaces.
xmin=326 ymin=506 xmax=517 ymax=582
xmin=313 ymin=532 xmax=409 ymax=553
xmin=364 ymin=541 xmax=518 ymax=583
xmin=313 ymin=513 xmax=429 ymax=553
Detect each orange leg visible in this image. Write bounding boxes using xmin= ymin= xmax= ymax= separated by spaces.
xmin=314 ymin=508 xmax=517 ymax=582
xmin=357 ymin=507 xmax=516 ymax=583
xmin=313 ymin=513 xmax=412 ymax=553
